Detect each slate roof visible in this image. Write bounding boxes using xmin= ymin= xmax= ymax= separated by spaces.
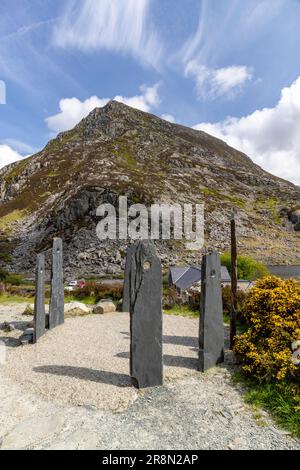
xmin=221 ymin=266 xmax=231 ymax=282
xmin=169 ymin=266 xmax=189 ymax=284
xmin=169 ymin=265 xmax=231 ymax=291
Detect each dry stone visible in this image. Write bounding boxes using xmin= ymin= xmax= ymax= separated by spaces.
xmin=64 ymin=302 xmax=91 ymax=317
xmin=93 ymin=301 xmax=116 ymax=315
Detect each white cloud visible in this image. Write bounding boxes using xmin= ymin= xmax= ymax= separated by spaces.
xmin=53 ymin=0 xmax=163 ymax=68
xmin=161 ymin=114 xmax=176 ymax=123
xmin=46 ymin=96 xmax=108 ymax=134
xmin=194 ymin=76 xmax=300 ymax=186
xmin=46 ymin=84 xmax=161 ymax=133
xmin=185 ymin=61 xmax=252 ymax=100
xmin=2 ymin=139 xmax=36 ymax=155
xmin=0 ymin=144 xmax=24 ymax=169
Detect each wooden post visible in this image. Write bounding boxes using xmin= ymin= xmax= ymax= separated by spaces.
xmin=230 ymin=214 xmax=238 ymax=349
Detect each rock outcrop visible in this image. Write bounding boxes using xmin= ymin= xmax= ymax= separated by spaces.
xmin=0 ymin=100 xmax=299 ymax=277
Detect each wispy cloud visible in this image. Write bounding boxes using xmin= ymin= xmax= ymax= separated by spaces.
xmin=185 ymin=61 xmax=252 ymax=100
xmin=46 ymin=83 xmax=161 ymax=133
xmin=180 ymin=0 xmax=289 ymax=66
xmin=1 ymin=139 xmax=36 ymax=155
xmin=194 ymin=76 xmax=300 ymax=186
xmin=53 ymin=0 xmax=163 ymax=69
xmin=0 ymin=18 xmax=57 ymax=42
xmin=0 ymin=16 xmax=83 ymax=99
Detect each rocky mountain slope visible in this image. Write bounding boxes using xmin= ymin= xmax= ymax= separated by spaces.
xmin=0 ymin=100 xmax=299 ymax=277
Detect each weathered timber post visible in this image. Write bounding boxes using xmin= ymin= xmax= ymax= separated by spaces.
xmin=199 ymin=251 xmax=224 ymax=372
xmin=33 ymin=253 xmax=46 ymax=343
xmin=125 ymin=240 xmax=163 ymax=388
xmin=230 ymin=215 xmax=238 ymax=349
xmin=49 ymin=238 xmax=64 ymax=329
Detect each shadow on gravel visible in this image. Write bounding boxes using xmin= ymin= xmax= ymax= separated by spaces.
xmin=115 ymin=351 xmax=198 ymax=370
xmin=163 ymin=354 xmax=198 ymax=369
xmin=33 ymin=365 xmax=132 ymax=387
xmin=121 ymin=331 xmax=198 ymax=348
xmin=163 ymin=335 xmax=198 ymax=347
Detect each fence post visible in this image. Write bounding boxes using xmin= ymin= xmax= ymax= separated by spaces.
xmin=230 ymin=215 xmax=238 ymax=349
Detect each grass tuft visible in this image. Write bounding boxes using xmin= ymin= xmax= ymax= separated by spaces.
xmin=232 ymin=371 xmax=300 ymax=437
xmin=163 ymin=305 xmax=199 ymax=318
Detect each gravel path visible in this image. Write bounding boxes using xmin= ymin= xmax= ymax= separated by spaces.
xmin=0 ymin=304 xmax=299 ymax=450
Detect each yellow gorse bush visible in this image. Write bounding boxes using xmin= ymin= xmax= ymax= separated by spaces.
xmin=234 ymin=276 xmax=300 ymax=382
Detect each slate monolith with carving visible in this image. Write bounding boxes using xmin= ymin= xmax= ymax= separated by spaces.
xmin=49 ymin=238 xmax=64 ymax=329
xmin=128 ymin=240 xmax=163 ymax=388
xmin=33 ymin=253 xmax=45 ymax=343
xmin=199 ymin=251 xmax=224 ymax=372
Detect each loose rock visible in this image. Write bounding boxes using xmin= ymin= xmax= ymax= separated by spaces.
xmin=93 ymin=301 xmax=116 ymax=315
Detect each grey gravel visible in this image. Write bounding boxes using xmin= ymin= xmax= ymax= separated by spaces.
xmin=0 ymin=303 xmax=299 ymax=450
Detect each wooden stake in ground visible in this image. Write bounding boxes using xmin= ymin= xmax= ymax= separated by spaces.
xmin=230 ymin=214 xmax=238 ymax=349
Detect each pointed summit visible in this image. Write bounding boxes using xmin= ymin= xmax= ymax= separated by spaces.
xmin=0 ymin=97 xmax=299 ymax=276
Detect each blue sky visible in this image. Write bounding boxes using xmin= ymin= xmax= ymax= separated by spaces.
xmin=1 ymin=0 xmax=300 ymax=184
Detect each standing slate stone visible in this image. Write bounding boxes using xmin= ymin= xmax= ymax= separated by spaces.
xmin=33 ymin=253 xmax=45 ymax=343
xmin=49 ymin=238 xmax=64 ymax=329
xmin=127 ymin=240 xmax=163 ymax=388
xmin=199 ymin=251 xmax=224 ymax=372
xmin=122 ymin=244 xmax=134 ymax=312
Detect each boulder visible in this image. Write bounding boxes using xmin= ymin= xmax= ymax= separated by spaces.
xmin=291 ymin=209 xmax=300 ymax=231
xmin=22 ymin=304 xmax=34 ymax=316
xmin=93 ymin=301 xmax=116 ymax=315
xmin=64 ymin=301 xmax=91 ymax=317
xmin=19 ymin=328 xmax=34 ymax=345
xmin=1 ymin=321 xmax=16 ymax=332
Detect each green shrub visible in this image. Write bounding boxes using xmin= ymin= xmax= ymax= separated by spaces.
xmin=73 ymin=281 xmax=123 ymax=302
xmin=6 ymin=284 xmax=35 ymax=297
xmin=234 ymin=276 xmax=300 ymax=382
xmin=0 ymin=270 xmax=25 ymax=285
xmin=163 ymin=286 xmax=181 ymax=309
xmin=0 ymin=268 xmax=8 ymax=281
xmin=186 ymin=289 xmax=201 ymax=311
xmin=221 ymin=253 xmax=269 ymax=281
xmin=0 ymin=252 xmax=12 ymax=262
xmin=4 ymin=274 xmax=24 ymax=286
xmin=222 ymin=285 xmax=248 ymax=323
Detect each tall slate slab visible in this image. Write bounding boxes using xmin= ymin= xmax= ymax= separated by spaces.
xmin=49 ymin=238 xmax=64 ymax=329
xmin=122 ymin=244 xmax=134 ymax=312
xmin=199 ymin=251 xmax=224 ymax=372
xmin=127 ymin=240 xmax=163 ymax=388
xmin=33 ymin=253 xmax=45 ymax=343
